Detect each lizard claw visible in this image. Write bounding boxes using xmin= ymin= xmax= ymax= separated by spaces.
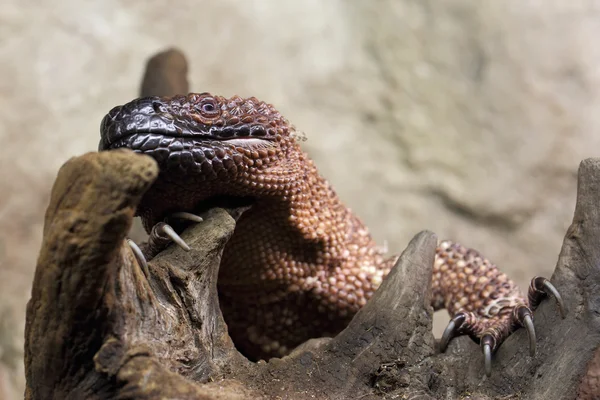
xmin=529 ymin=277 xmax=565 ymax=319
xmin=514 ymin=306 xmax=536 ymax=356
xmin=142 ymin=213 xmax=202 ymax=258
xmin=152 ymin=222 xmax=191 ymax=251
xmin=440 ymin=312 xmax=467 ymax=352
xmin=168 ymin=211 xmax=204 ymax=223
xmin=126 ymin=238 xmax=150 ymax=277
xmin=481 ymin=335 xmax=494 ymax=377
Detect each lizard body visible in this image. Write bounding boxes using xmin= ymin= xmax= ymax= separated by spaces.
xmin=99 ymin=93 xmax=560 ymax=367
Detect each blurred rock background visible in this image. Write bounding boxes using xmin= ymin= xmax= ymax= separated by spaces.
xmin=2 ymin=1 xmax=600 ymax=398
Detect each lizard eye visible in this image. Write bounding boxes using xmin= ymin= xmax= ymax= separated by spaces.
xmin=198 ymin=98 xmax=219 ymax=116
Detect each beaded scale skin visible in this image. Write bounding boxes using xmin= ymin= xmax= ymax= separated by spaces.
xmin=99 ymin=93 xmax=559 ymax=364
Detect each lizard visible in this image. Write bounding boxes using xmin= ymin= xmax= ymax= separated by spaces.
xmin=98 ymin=92 xmax=564 ymax=376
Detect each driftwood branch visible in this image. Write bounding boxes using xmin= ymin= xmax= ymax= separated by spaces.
xmin=140 ymin=48 xmax=189 ymax=97
xmin=24 ymin=49 xmax=600 ymax=399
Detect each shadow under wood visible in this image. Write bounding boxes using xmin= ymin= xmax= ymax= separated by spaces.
xmin=23 ymin=150 xmax=600 ymax=399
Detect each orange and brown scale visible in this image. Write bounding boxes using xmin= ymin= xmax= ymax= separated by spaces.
xmin=99 ymin=93 xmax=561 ymax=365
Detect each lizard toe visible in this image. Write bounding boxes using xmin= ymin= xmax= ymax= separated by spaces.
xmin=126 ymin=238 xmax=150 ymax=277
xmin=528 ymin=276 xmax=565 ymax=318
xmin=440 ymin=312 xmax=469 ymax=352
xmin=152 ymin=222 xmax=191 ymax=251
xmin=513 ymin=305 xmax=536 ymax=356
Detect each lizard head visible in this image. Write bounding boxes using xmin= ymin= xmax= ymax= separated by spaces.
xmin=99 ymin=93 xmax=307 ymax=227
xmin=99 ymin=93 xmax=299 ymax=171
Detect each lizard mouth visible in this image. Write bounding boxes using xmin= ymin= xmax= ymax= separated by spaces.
xmin=97 ymin=130 xmax=275 ymax=176
xmin=99 ymin=125 xmax=274 ymax=154
xmin=101 ymin=131 xmax=273 ymax=152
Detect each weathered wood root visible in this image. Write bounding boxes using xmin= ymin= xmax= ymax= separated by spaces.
xmin=140 ymin=48 xmax=189 ymax=98
xmin=23 ymin=149 xmax=600 ymax=399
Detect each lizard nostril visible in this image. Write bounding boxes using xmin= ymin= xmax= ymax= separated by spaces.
xmin=152 ymin=102 xmax=163 ymax=113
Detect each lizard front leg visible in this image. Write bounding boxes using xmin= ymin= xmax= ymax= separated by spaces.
xmin=432 ymin=240 xmax=565 ymax=376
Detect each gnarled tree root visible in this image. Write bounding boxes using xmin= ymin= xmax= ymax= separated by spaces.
xmin=23 ymin=149 xmax=600 ymax=399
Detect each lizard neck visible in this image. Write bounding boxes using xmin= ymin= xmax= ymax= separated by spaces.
xmin=218 ymin=155 xmax=390 ymax=291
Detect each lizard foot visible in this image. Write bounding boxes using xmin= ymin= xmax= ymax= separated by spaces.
xmin=126 ymin=212 xmax=204 ymax=273
xmin=439 ymin=276 xmax=565 ymax=377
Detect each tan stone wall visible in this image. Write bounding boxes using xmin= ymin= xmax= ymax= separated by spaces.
xmin=2 ymin=1 xmax=599 ymax=398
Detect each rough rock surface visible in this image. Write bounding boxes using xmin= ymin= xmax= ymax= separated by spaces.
xmin=3 ymin=1 xmax=600 ymax=398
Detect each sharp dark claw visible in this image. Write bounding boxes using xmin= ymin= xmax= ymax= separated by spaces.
xmin=541 ymin=279 xmax=566 ymax=319
xmin=440 ymin=321 xmax=455 ymax=353
xmin=531 ymin=277 xmax=566 ymax=318
xmin=127 ymin=239 xmax=150 ymax=278
xmin=440 ymin=313 xmax=466 ymax=352
xmin=483 ymin=342 xmax=492 ymax=377
xmin=481 ymin=335 xmax=495 ymax=377
xmin=514 ymin=306 xmax=536 ymax=356
xmin=169 ymin=211 xmax=204 ymax=223
xmin=523 ymin=313 xmax=536 ymax=356
xmin=157 ymin=223 xmax=191 ymax=251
